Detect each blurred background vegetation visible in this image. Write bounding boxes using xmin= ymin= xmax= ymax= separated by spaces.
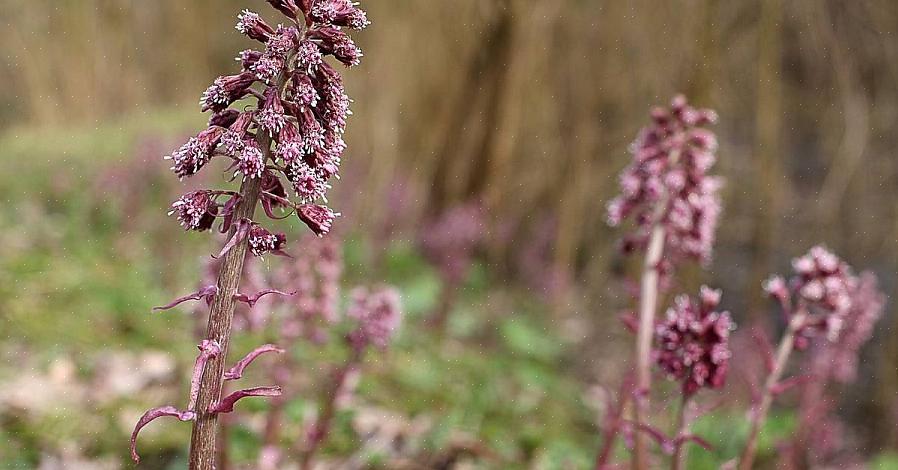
xmin=2 ymin=0 xmax=898 ymax=468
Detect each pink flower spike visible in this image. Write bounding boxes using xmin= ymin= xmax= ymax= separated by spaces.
xmin=153 ymin=285 xmax=218 ymax=311
xmin=224 ymin=344 xmax=286 ymax=381
xmin=130 ymin=406 xmax=196 ymax=463
xmin=209 ymin=386 xmax=282 ymax=414
xmin=188 ymin=340 xmax=223 ymax=411
xmin=233 ymin=289 xmax=296 ymax=308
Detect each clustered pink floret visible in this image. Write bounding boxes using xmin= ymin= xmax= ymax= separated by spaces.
xmin=823 ymin=272 xmax=885 ymax=382
xmin=346 ymin=286 xmax=403 ymax=351
xmin=607 ymin=95 xmax=722 ymax=266
xmin=764 ymin=245 xmax=860 ymax=346
xmin=654 ymin=286 xmax=734 ymax=395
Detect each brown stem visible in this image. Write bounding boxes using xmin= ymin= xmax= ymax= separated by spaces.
xmin=187 ymin=173 xmax=264 ymax=470
xmin=187 ymin=68 xmax=289 ymax=468
xmin=632 ymin=223 xmax=665 ymax=470
xmin=738 ymin=311 xmax=805 ymax=470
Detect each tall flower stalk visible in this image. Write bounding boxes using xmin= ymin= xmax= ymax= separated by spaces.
xmin=738 ymin=246 xmax=880 ymax=470
xmin=131 ymin=1 xmax=369 ymax=468
xmin=607 ymin=95 xmax=721 ymax=468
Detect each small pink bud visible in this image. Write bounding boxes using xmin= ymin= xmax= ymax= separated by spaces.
xmin=236 ymin=10 xmax=275 ymax=42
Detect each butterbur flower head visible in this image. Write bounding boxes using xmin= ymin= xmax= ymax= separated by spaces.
xmin=763 ymin=275 xmax=790 ymax=303
xmin=222 ymin=111 xmax=255 ymax=155
xmin=607 ymin=95 xmax=722 ymax=266
xmin=265 ymin=0 xmax=300 ymax=19
xmin=789 ymin=246 xmax=858 ymax=340
xmin=236 ymin=10 xmax=275 ymax=42
xmin=236 ymin=140 xmax=266 ymax=180
xmin=170 ymin=190 xmax=217 ymax=231
xmin=310 ymin=0 xmax=370 ymax=29
xmin=310 ymin=145 xmax=341 ymax=179
xmin=296 ymin=40 xmax=324 ymax=72
xmin=298 ymin=204 xmax=338 ymax=236
xmin=252 ymin=55 xmax=285 ymax=84
xmin=287 ymin=162 xmax=330 ymax=202
xmin=824 ymin=272 xmax=885 ymax=382
xmin=308 ymin=26 xmax=363 ymax=67
xmin=266 ymin=25 xmax=299 ymax=59
xmin=346 ymin=286 xmax=402 ymax=351
xmin=200 ymin=72 xmax=256 ymax=112
xmin=314 ymin=63 xmax=351 ymax=133
xmin=167 ymin=127 xmax=225 ymax=178
xmin=248 ymin=223 xmax=287 ymax=257
xmin=276 ymin=122 xmax=305 ymax=167
xmin=655 ymin=286 xmax=734 ymax=395
xmin=257 ymin=88 xmax=288 ymax=136
xmin=290 ymin=72 xmax=320 ymax=108
xmin=299 ymin=108 xmax=325 ymax=152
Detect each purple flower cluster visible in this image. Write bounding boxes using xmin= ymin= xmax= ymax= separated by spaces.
xmin=654 ymin=286 xmax=734 ymax=395
xmin=166 ymin=0 xmax=371 ymax=243
xmin=272 ymin=234 xmax=344 ymax=340
xmin=764 ymin=245 xmax=860 ymax=345
xmin=824 ymin=272 xmax=885 ymax=382
xmin=607 ymin=95 xmax=722 ymax=265
xmin=346 ymin=286 xmax=403 ymax=351
xmin=419 ymin=202 xmax=485 ymax=285
xmin=169 ymin=190 xmax=235 ymax=232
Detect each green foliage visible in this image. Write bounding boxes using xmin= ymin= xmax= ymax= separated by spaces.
xmin=685 ymin=411 xmax=796 ymax=469
xmin=872 ymin=452 xmax=898 ymax=470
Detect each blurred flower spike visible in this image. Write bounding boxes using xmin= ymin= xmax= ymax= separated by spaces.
xmin=607 ymin=94 xmax=722 ymax=269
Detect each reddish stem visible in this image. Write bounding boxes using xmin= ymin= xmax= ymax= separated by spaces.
xmin=738 ymin=311 xmax=806 ymax=470
xmin=595 ymin=373 xmax=634 ymax=470
xmin=670 ymin=395 xmax=691 ymax=470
